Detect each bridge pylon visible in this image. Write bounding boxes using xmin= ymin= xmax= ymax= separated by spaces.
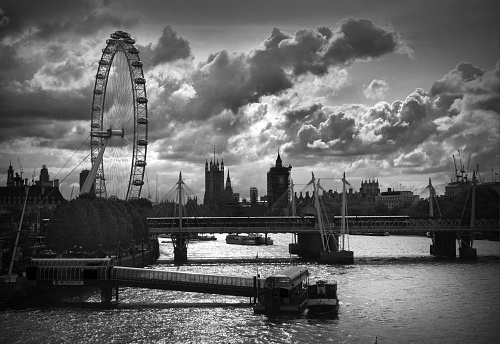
xmin=289 ymin=172 xmax=354 ymax=264
xmin=429 ymin=172 xmax=479 ymax=259
xmin=171 ymin=172 xmax=189 ymax=263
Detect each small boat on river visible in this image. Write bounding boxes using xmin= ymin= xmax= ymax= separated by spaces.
xmin=306 ymin=280 xmax=339 ymax=315
xmin=225 ymin=234 xmax=273 ymax=245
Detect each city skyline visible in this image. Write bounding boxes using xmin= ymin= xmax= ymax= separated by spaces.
xmin=0 ymin=0 xmax=498 ymax=201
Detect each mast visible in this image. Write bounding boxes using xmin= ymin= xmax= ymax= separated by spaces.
xmin=9 ymin=186 xmax=29 ymax=276
xmin=341 ymin=172 xmax=351 ymax=251
xmin=470 ymin=171 xmax=476 ymax=230
xmin=428 ymin=178 xmax=434 ymax=218
xmin=341 ymin=172 xmax=346 ymax=250
xmin=178 ymin=172 xmax=183 ymax=231
xmin=312 ymin=173 xmax=328 ymax=251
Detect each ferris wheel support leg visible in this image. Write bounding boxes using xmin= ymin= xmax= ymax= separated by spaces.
xmin=82 ymin=139 xmax=110 ymax=195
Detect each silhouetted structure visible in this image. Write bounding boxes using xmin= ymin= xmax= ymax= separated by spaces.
xmin=266 ymin=152 xmax=292 ymax=209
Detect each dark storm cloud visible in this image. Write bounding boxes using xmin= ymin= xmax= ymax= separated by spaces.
xmin=430 ymin=62 xmax=486 ymax=97
xmin=166 ymin=18 xmax=410 ymax=123
xmin=137 ymin=26 xmax=192 ymax=67
xmin=249 ymin=18 xmax=410 ymax=82
xmin=0 ymin=85 xmax=92 ymax=144
xmin=0 ymin=0 xmax=138 ymax=41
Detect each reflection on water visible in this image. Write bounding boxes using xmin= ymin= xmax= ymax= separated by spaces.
xmin=1 ymin=235 xmax=499 ymax=344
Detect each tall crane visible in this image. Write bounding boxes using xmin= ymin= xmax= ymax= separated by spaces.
xmin=452 ymin=155 xmax=458 ymax=182
xmin=17 ymin=158 xmax=23 ymax=180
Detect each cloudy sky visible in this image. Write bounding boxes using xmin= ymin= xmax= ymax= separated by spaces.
xmin=0 ymin=0 xmax=498 ymax=201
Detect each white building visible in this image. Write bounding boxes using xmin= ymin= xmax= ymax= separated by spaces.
xmin=375 ymin=188 xmax=420 ymax=209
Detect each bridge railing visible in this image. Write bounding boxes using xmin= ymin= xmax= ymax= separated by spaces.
xmin=111 ymin=266 xmax=264 ymax=290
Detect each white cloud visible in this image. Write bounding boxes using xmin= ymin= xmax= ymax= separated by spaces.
xmin=363 ymin=79 xmax=389 ymax=100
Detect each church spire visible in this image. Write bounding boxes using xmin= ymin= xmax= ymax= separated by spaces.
xmin=225 ymin=169 xmax=233 ymax=193
xmin=276 ymin=150 xmax=282 ymax=168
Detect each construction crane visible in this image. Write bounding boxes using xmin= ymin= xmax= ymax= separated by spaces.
xmin=452 ymin=155 xmax=458 ymax=182
xmin=32 ymin=169 xmax=37 ymax=186
xmin=466 ymin=153 xmax=471 ymax=177
xmin=476 ymin=164 xmax=483 ymax=183
xmin=17 ymin=157 xmax=23 ymax=180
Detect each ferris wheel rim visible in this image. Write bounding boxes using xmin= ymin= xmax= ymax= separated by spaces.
xmin=90 ymin=30 xmax=149 ymax=200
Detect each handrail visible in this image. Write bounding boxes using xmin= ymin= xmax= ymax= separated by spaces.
xmin=110 ymin=267 xmax=264 ymax=290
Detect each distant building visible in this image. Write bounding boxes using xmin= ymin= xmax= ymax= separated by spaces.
xmin=79 ymin=169 xmax=95 ymax=196
xmin=444 ymin=180 xmax=471 ymax=197
xmin=360 ymin=179 xmax=379 ymax=198
xmin=36 ymin=165 xmax=59 ymax=188
xmin=1 ymin=163 xmax=65 ymax=212
xmin=375 ymin=188 xmax=419 ymax=209
xmin=250 ymin=187 xmax=258 ymax=203
xmin=266 ymin=152 xmax=292 ymax=209
xmin=203 ymin=155 xmax=239 ymax=215
xmin=204 ymin=157 xmax=225 ymax=211
xmin=445 ymin=179 xmax=500 ymax=197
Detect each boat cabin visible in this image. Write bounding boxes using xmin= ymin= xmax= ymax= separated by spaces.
xmin=254 ymin=266 xmax=309 ymax=314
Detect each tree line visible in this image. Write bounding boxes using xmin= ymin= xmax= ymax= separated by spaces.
xmin=46 ymin=196 xmax=152 ymax=253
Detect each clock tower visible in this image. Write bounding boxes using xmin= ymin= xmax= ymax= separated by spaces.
xmin=266 ymin=151 xmax=292 ymax=209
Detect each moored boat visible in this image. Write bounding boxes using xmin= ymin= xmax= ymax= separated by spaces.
xmin=225 ymin=234 xmax=273 ymax=245
xmin=306 ymin=280 xmax=339 ymax=315
xmin=190 ymin=233 xmax=217 ymax=241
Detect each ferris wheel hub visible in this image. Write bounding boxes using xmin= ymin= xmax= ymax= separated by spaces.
xmin=91 ymin=128 xmax=125 ymax=138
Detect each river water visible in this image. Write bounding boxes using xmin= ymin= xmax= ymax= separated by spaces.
xmin=1 ymin=234 xmax=499 ymax=343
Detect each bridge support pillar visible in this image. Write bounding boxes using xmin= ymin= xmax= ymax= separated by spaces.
xmin=430 ymin=232 xmax=456 ymax=258
xmin=458 ymin=233 xmax=477 ymax=260
xmin=172 ymin=234 xmax=189 ymax=264
xmin=100 ymin=282 xmax=113 ymax=304
xmin=289 ymin=233 xmax=344 ymax=261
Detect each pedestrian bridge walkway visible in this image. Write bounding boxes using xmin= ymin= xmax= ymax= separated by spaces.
xmin=110 ymin=266 xmax=265 ymax=297
xmin=27 ymin=258 xmax=265 ymax=299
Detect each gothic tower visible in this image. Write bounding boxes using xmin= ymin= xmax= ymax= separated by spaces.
xmin=266 ymin=151 xmax=292 ymax=208
xmin=7 ymin=162 xmax=14 ymax=187
xmin=204 ymin=154 xmax=225 ymax=212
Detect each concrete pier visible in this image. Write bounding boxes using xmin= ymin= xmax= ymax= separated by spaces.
xmin=430 ymin=232 xmax=457 ymax=258
xmin=289 ymin=232 xmax=353 ymax=263
xmin=458 ymin=233 xmax=477 ymax=260
xmin=172 ymin=234 xmax=189 ymax=263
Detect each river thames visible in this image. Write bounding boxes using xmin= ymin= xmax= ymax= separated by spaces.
xmin=1 ymin=234 xmax=499 ymax=343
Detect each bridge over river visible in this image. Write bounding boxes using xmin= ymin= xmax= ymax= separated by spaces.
xmin=147 ymin=215 xmax=498 ymax=262
xmin=147 ymin=215 xmax=499 ymax=235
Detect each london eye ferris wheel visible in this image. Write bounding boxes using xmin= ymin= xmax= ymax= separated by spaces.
xmin=83 ymin=30 xmax=149 ymax=200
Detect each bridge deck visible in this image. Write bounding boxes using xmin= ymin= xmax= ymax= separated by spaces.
xmin=148 ymin=216 xmax=499 ymax=234
xmin=110 ymin=267 xmax=264 ymax=297
xmin=30 ymin=264 xmax=265 ymax=298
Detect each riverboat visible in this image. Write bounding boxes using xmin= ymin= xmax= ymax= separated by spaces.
xmin=225 ymin=234 xmax=273 ymax=245
xmin=254 ymin=265 xmax=309 ymax=314
xmin=306 ymin=280 xmax=339 ymax=315
xmin=190 ymin=233 xmax=217 ymax=241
